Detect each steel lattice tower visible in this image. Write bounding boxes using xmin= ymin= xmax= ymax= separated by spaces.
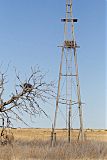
xmin=51 ymin=0 xmax=84 ymax=145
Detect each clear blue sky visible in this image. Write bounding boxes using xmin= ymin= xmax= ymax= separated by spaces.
xmin=0 ymin=0 xmax=106 ymax=129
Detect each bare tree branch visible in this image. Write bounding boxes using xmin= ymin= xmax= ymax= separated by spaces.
xmin=0 ymin=67 xmax=55 ymax=128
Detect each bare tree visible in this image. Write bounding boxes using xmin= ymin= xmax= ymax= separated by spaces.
xmin=0 ymin=66 xmax=54 ymax=128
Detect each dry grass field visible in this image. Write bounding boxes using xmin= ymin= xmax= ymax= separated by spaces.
xmin=0 ymin=128 xmax=107 ymax=160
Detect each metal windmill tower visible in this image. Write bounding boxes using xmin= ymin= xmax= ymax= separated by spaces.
xmin=51 ymin=0 xmax=84 ymax=145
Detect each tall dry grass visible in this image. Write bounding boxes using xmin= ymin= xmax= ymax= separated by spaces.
xmin=0 ymin=139 xmax=107 ymax=160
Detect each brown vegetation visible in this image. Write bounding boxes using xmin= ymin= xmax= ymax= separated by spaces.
xmin=0 ymin=128 xmax=107 ymax=160
xmin=0 ymin=139 xmax=107 ymax=160
xmin=0 ymin=128 xmax=14 ymax=145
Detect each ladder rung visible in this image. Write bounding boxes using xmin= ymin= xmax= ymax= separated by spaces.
xmin=61 ymin=74 xmax=77 ymax=77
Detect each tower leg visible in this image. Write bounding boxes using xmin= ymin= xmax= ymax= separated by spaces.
xmin=68 ymin=100 xmax=72 ymax=143
xmin=74 ymin=48 xmax=84 ymax=141
xmin=51 ymin=47 xmax=64 ymax=146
